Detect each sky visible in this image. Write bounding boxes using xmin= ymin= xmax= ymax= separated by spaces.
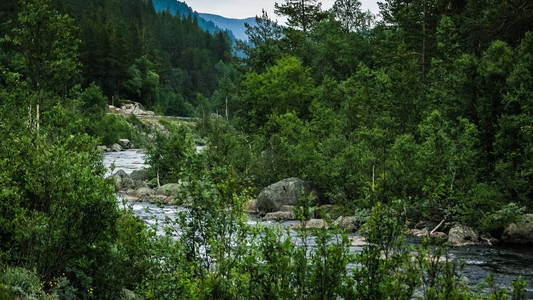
xmin=186 ymin=0 xmax=380 ymax=20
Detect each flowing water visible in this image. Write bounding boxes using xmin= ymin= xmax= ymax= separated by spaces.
xmin=104 ymin=150 xmax=533 ymax=297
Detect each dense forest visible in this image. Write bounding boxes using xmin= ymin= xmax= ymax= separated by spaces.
xmin=1 ymin=0 xmax=533 ymax=298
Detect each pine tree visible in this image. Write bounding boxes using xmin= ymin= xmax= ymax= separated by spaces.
xmin=275 ymin=0 xmax=325 ymax=33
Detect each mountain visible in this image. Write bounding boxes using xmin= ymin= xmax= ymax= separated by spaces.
xmin=152 ymin=0 xmax=254 ymax=41
xmin=152 ymin=0 xmax=233 ymax=38
xmin=198 ymin=13 xmax=256 ymax=41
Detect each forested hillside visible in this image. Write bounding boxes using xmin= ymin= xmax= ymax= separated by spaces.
xmin=2 ymin=0 xmax=232 ymax=117
xmin=151 ymin=0 xmax=239 ymax=41
xmin=1 ymin=0 xmax=533 ymax=298
xmin=223 ymin=0 xmax=533 ymax=233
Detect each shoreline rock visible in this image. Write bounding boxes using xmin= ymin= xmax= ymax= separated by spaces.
xmin=263 ymin=211 xmax=296 ymax=221
xmin=290 ymin=219 xmax=328 ymax=230
xmin=333 ymin=216 xmax=359 ymax=232
xmin=111 ymin=143 xmax=122 ymax=152
xmin=257 ymin=177 xmax=317 ymax=213
xmin=448 ymin=225 xmax=479 ymax=247
xmin=501 ymin=214 xmax=533 ymax=245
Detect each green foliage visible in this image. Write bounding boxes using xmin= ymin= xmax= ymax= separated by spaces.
xmin=0 ymin=266 xmax=40 ymax=299
xmin=240 ymin=56 xmax=315 ymax=130
xmin=92 ymin=114 xmax=135 ymax=146
xmin=124 ymin=56 xmax=160 ymax=107
xmin=145 ymin=123 xmax=196 ymax=185
xmin=2 ymin=0 xmax=533 ymax=297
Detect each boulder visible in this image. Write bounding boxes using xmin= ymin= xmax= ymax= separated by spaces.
xmin=350 ymin=236 xmax=368 ymax=246
xmin=126 ymin=195 xmax=140 ymax=202
xmin=163 ymin=196 xmax=176 ymax=205
xmin=256 ymin=178 xmax=316 ymax=213
xmin=118 ymin=139 xmax=132 ymax=149
xmin=263 ymin=211 xmax=296 ymax=221
xmin=130 ymin=169 xmax=148 ymax=181
xmin=448 ymin=225 xmax=479 ymax=247
xmin=132 ymin=180 xmax=148 ymax=189
xmin=122 ymin=289 xmax=137 ymax=300
xmin=306 ymin=219 xmax=328 ymax=229
xmin=113 ymin=170 xmax=133 ymax=191
xmin=135 ymin=187 xmax=154 ymax=198
xmin=111 ymin=143 xmax=122 ymax=152
xmin=149 ymin=195 xmax=168 ymax=204
xmin=156 ymin=183 xmax=181 ymax=196
xmin=430 ymin=231 xmax=448 ymax=243
xmin=246 ymin=199 xmax=258 ymax=213
xmin=291 ymin=219 xmax=328 ymax=230
xmin=333 ymin=216 xmax=360 ymax=232
xmin=407 ymin=228 xmax=429 ymax=237
xmin=113 ymin=169 xmax=129 ymax=179
xmin=97 ymin=145 xmax=107 ymax=152
xmin=501 ymin=214 xmax=533 ymax=245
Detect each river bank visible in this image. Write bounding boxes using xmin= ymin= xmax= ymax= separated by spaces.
xmin=104 ymin=149 xmax=533 ymax=297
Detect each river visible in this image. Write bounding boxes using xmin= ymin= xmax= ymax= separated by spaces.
xmin=104 ymin=149 xmax=533 ymax=297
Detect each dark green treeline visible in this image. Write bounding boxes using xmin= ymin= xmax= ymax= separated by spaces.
xmin=1 ymin=0 xmax=232 ymax=116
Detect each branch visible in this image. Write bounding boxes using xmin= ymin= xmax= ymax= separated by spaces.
xmin=430 ymin=215 xmax=447 ymax=235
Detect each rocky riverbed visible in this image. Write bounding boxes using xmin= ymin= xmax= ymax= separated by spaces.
xmin=104 ymin=149 xmax=533 ymax=297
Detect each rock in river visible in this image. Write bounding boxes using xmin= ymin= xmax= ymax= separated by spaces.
xmin=130 ymin=169 xmax=148 ymax=181
xmin=290 ymin=219 xmax=328 ymax=230
xmin=263 ymin=211 xmax=296 ymax=221
xmin=111 ymin=143 xmax=122 ymax=152
xmin=448 ymin=225 xmax=479 ymax=247
xmin=156 ymin=183 xmax=181 ymax=196
xmin=256 ymin=178 xmax=316 ymax=213
xmin=333 ymin=216 xmax=360 ymax=232
xmin=113 ymin=170 xmax=133 ymax=191
xmin=501 ymin=214 xmax=533 ymax=245
xmin=118 ymin=139 xmax=132 ymax=149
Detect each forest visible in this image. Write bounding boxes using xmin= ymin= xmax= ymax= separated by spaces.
xmin=1 ymin=0 xmax=533 ymax=298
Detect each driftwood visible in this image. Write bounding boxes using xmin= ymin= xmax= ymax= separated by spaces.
xmin=430 ymin=216 xmax=447 ymax=236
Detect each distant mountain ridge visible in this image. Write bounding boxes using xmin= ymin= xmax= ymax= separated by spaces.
xmin=198 ymin=13 xmax=256 ymax=41
xmin=151 ymin=0 xmax=255 ymax=41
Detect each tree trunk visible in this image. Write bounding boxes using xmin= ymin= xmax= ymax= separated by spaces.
xmin=36 ymin=102 xmax=40 ymax=132
xmin=225 ymin=96 xmax=229 ymax=121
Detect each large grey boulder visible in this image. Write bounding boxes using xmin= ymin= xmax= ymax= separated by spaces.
xmin=156 ymin=183 xmax=181 ymax=196
xmin=263 ymin=211 xmax=296 ymax=221
xmin=135 ymin=187 xmax=154 ymax=198
xmin=130 ymin=169 xmax=148 ymax=181
xmin=333 ymin=216 xmax=360 ymax=232
xmin=257 ymin=178 xmax=316 ymax=213
xmin=246 ymin=199 xmax=258 ymax=213
xmin=448 ymin=225 xmax=479 ymax=247
xmin=111 ymin=143 xmax=122 ymax=152
xmin=113 ymin=170 xmax=133 ymax=191
xmin=118 ymin=139 xmax=132 ymax=149
xmin=501 ymin=214 xmax=533 ymax=245
xmin=290 ymin=219 xmax=328 ymax=230
xmin=136 ymin=187 xmax=155 ymax=203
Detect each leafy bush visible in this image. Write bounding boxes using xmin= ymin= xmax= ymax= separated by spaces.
xmin=1 ymin=266 xmax=40 ymax=299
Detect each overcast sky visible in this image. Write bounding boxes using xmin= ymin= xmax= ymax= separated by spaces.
xmin=187 ymin=0 xmax=380 ymax=20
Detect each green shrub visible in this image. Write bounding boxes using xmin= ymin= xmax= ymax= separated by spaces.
xmin=1 ymin=266 xmax=40 ymax=299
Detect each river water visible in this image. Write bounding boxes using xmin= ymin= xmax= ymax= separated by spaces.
xmin=104 ymin=150 xmax=533 ymax=297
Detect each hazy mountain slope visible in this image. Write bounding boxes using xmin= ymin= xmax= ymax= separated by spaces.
xmin=198 ymin=13 xmax=256 ymax=41
xmin=152 ymin=0 xmax=236 ymax=40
